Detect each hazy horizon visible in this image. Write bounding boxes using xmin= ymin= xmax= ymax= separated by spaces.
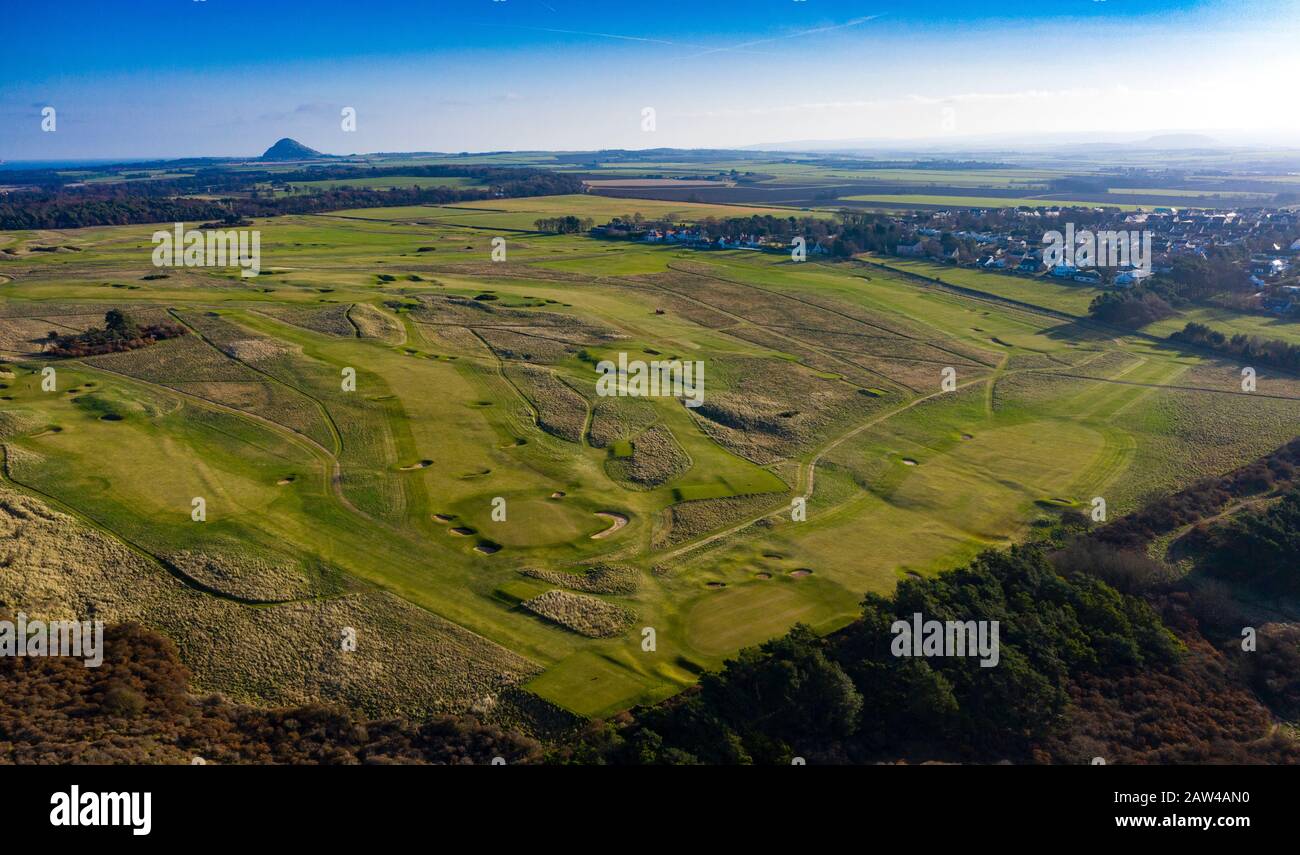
xmin=3 ymin=0 xmax=1299 ymax=161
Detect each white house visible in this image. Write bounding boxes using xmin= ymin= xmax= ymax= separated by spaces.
xmin=1114 ymin=269 xmax=1153 ymax=286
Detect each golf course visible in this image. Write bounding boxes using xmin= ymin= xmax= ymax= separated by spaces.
xmin=3 ymin=201 xmax=1298 ymax=722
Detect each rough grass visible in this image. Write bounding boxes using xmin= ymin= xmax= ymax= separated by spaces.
xmin=85 ymin=334 xmax=333 ymax=449
xmin=688 ymin=356 xmax=886 ymax=464
xmin=166 ymin=549 xmax=328 ymax=602
xmin=478 ymin=327 xmax=579 ymax=364
xmin=348 ymin=303 xmax=404 ymax=343
xmin=10 ymin=205 xmax=1300 ymax=723
xmin=503 ymin=363 xmax=588 ymax=443
xmin=256 ymin=304 xmax=356 ymax=337
xmin=178 ymin=309 xmax=407 ymax=521
xmin=604 ymin=423 xmax=692 ymax=489
xmin=521 ymin=590 xmax=635 ymax=638
xmin=0 ymin=484 xmax=540 ymax=718
xmin=653 ymin=492 xmax=787 ymax=549
xmin=587 ymin=395 xmax=658 ymax=448
xmin=519 ymin=562 xmax=639 ymax=595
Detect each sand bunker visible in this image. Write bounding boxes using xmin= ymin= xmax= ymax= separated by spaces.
xmin=399 ymin=460 xmax=433 ymax=470
xmin=590 ymin=511 xmax=628 ymax=540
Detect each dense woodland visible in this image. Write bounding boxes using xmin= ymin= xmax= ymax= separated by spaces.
xmin=1185 ymin=489 xmax=1300 ymax=597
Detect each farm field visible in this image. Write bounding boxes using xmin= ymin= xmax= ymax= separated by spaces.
xmin=424 ymin=194 xmax=837 ymax=227
xmin=3 ymin=196 xmax=1299 ymax=726
xmin=840 ymin=193 xmax=1145 ymax=211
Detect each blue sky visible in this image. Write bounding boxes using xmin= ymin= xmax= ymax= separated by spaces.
xmin=2 ymin=0 xmax=1297 ymax=159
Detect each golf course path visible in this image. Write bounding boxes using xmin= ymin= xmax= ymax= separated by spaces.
xmin=656 ymin=364 xmax=1001 ymax=563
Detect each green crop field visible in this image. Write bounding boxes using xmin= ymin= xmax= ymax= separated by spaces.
xmin=4 ymin=193 xmax=1299 ymax=726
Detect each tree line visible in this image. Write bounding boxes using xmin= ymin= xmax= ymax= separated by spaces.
xmin=534 ymin=216 xmax=594 ymax=234
xmin=0 ymin=168 xmax=584 ymax=229
xmin=592 ymin=209 xmax=909 ymax=256
xmin=1170 ymin=321 xmax=1300 ymax=373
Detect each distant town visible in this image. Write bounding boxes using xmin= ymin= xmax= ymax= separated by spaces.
xmin=590 ymin=203 xmax=1300 ymax=318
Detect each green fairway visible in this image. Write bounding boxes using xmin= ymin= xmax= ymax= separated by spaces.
xmin=4 ymin=193 xmax=1299 ymax=724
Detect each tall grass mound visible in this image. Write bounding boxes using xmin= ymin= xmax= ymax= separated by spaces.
xmin=348 ymin=303 xmax=404 ymax=343
xmin=504 ymin=364 xmax=588 ymax=443
xmin=520 ymin=562 xmax=638 ymax=595
xmin=167 ymin=549 xmax=337 ymax=602
xmin=0 ymin=411 xmax=43 ymax=440
xmin=604 ymin=424 xmax=691 ymax=489
xmin=257 ymin=304 xmax=355 ymax=337
xmin=587 ymin=396 xmax=657 ymax=448
xmin=687 ymin=356 xmax=883 ymax=464
xmin=522 ymin=590 xmax=635 ymax=638
xmin=653 ymin=493 xmax=787 ymax=549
